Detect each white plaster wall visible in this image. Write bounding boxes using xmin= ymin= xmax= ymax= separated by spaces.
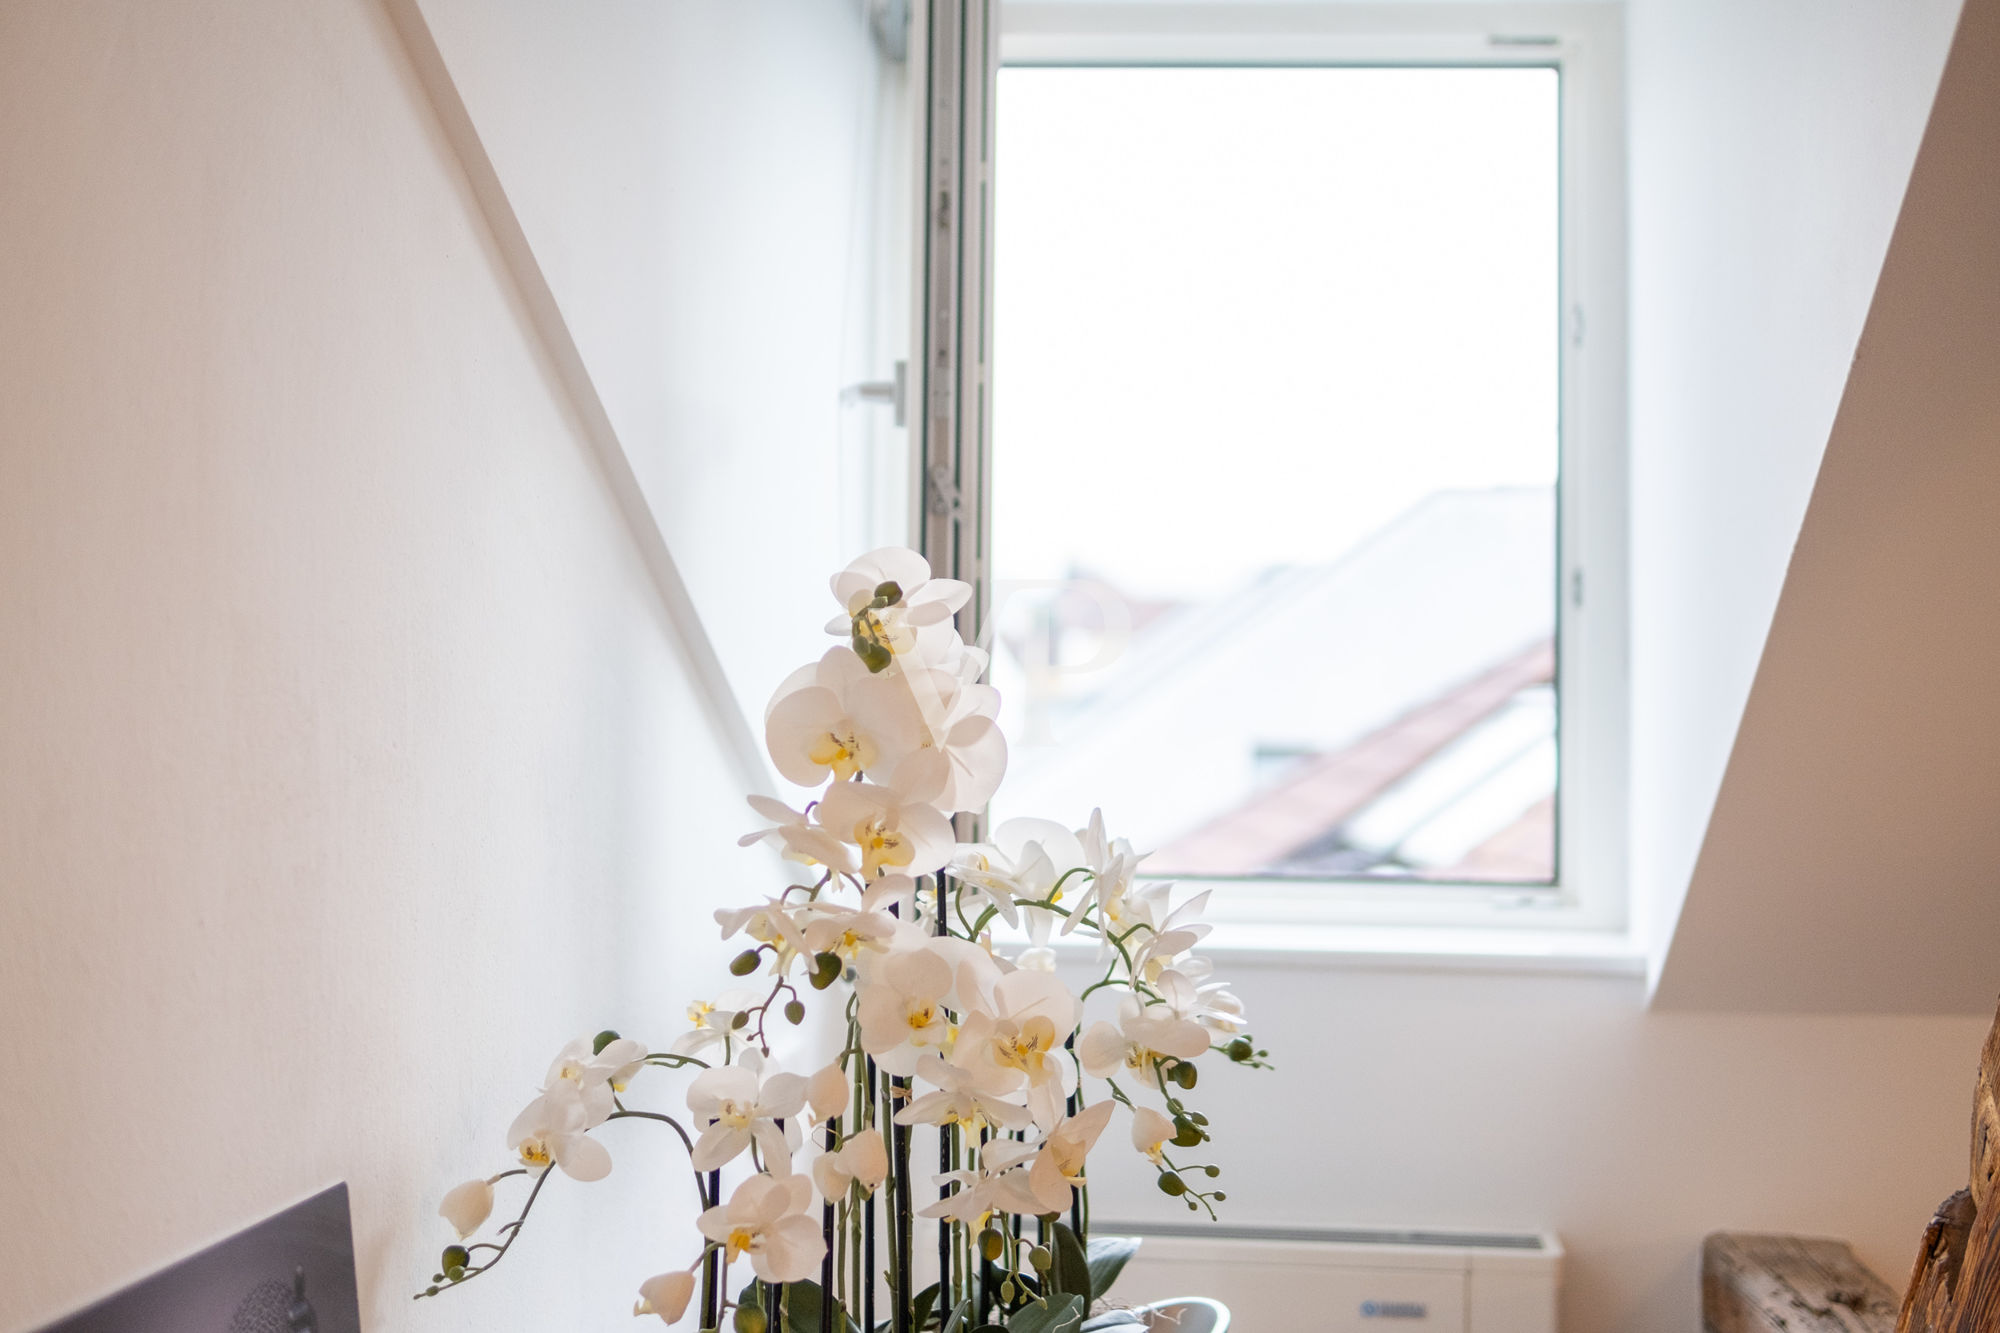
xmin=1624 ymin=0 xmax=1963 ymax=970
xmin=0 ymin=1 xmax=772 ymax=1328
xmin=413 ymin=0 xmax=906 ymax=730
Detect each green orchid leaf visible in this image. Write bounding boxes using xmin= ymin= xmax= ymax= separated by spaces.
xmin=1049 ymin=1223 xmax=1092 ymax=1304
xmin=1008 ymin=1294 xmax=1085 ymax=1333
xmin=913 ymin=1282 xmax=940 ymax=1332
xmin=1084 ymin=1236 xmax=1142 ymax=1300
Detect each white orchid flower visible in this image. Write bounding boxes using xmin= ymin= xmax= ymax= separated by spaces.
xmin=798 ymin=901 xmax=898 ymax=964
xmin=1130 ymin=1106 xmax=1176 ymax=1165
xmin=506 ymin=1085 xmax=612 ymax=1182
xmin=1126 ymin=891 xmax=1213 ymax=980
xmin=686 ymin=1054 xmax=808 ymax=1172
xmin=951 ymin=817 xmax=1087 ymax=929
xmin=824 ymin=547 xmax=971 ymax=672
xmin=881 ymin=668 xmax=1008 ymax=815
xmin=715 ymin=898 xmax=811 ymax=975
xmin=920 ymin=1138 xmax=1046 ymax=1225
xmin=894 ymin=1053 xmax=1032 ymax=1132
xmin=1023 ymin=1100 xmax=1117 ymax=1214
xmin=814 ymin=780 xmax=955 ymax=879
xmin=438 ymin=1179 xmax=494 ymax=1239
xmin=669 ymin=989 xmax=759 ymax=1059
xmin=854 ymin=943 xmax=956 ymax=1076
xmin=1078 ymin=992 xmax=1212 ymax=1081
xmin=697 ymin=1172 xmax=826 ymax=1285
xmin=536 ymin=1035 xmax=637 ymax=1127
xmin=1061 ymin=810 xmax=1146 ymax=938
xmin=811 ymin=1127 xmax=890 ymax=1200
xmin=634 ymin=1270 xmax=696 ymax=1324
xmin=764 ymin=647 xmax=927 ymax=788
xmin=1196 ymin=981 xmax=1248 ymax=1034
xmin=738 ymin=795 xmax=860 ymax=876
xmin=953 ymin=967 xmax=1080 ymax=1093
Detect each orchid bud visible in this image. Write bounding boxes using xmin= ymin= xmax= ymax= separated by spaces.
xmin=438 ymin=1179 xmax=494 ymax=1239
xmin=729 ymin=949 xmax=761 ymax=977
xmin=784 ymin=999 xmax=806 ymax=1025
xmin=807 ymin=1064 xmax=848 ymax=1122
xmin=734 ymin=1302 xmax=768 ymax=1333
xmin=1158 ymin=1172 xmax=1186 ymax=1196
xmin=592 ymin=1029 xmax=620 ymax=1055
xmin=635 ymin=1271 xmax=695 ymax=1324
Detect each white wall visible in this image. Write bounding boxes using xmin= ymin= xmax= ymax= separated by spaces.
xmin=1656 ymin=0 xmax=2000 ymax=1014
xmin=1624 ymin=0 xmax=1963 ymax=972
xmin=413 ymin=0 xmax=909 ymax=729
xmin=0 ymin=1 xmax=863 ymax=1329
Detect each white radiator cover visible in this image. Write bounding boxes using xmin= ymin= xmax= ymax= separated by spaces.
xmin=1097 ymin=1222 xmax=1562 ymax=1333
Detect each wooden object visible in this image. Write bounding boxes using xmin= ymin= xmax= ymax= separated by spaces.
xmin=1895 ymin=998 xmax=2000 ymax=1333
xmin=1702 ymin=1233 xmax=1898 ymax=1333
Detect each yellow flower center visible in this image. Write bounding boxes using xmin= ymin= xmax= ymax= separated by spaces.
xmin=518 ymin=1137 xmax=552 ymax=1169
xmin=906 ymin=1002 xmax=940 ymax=1035
xmin=808 ymin=721 xmax=874 ymax=780
xmin=994 ymin=1017 xmax=1058 ymax=1078
xmin=717 ymin=1098 xmax=755 ymax=1131
xmin=726 ymin=1227 xmax=757 ymax=1261
xmin=856 ymin=819 xmax=914 ymax=877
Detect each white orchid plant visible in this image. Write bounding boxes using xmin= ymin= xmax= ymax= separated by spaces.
xmin=419 ymin=547 xmax=1273 ymax=1333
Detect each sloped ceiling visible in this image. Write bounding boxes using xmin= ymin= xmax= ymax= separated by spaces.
xmin=1654 ymin=0 xmax=2000 ymax=1012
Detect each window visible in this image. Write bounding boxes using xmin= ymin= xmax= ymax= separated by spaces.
xmin=969 ymin=6 xmax=1627 ymax=930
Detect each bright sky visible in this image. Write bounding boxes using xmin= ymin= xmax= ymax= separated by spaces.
xmin=991 ymin=65 xmax=1561 ymax=602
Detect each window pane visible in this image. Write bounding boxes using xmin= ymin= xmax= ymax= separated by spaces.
xmin=988 ymin=65 xmax=1560 ymax=885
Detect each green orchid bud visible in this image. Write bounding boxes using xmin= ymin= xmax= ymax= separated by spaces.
xmin=872 ymin=581 xmax=903 ymax=604
xmin=1028 ymin=1245 xmax=1052 ymax=1273
xmin=1172 ymin=1118 xmax=1204 ymax=1148
xmin=729 ymin=949 xmax=761 ymax=976
xmin=1204 ymin=1165 xmax=1221 ymax=1178
xmin=1225 ymin=1038 xmax=1253 ymax=1062
xmin=1213 ymin=1191 xmax=1228 ymax=1202
xmin=734 ymin=1303 xmax=768 ymax=1333
xmin=441 ymin=1245 xmax=470 ymax=1271
xmin=1171 ymin=1060 xmax=1199 ymax=1090
xmin=730 ymin=1010 xmax=751 ymax=1030
xmin=852 ymin=630 xmax=893 ymax=674
xmin=1000 ymin=1278 xmax=1017 ymax=1304
xmin=1158 ymin=1172 xmax=1186 ymax=1196
xmin=979 ymin=1227 xmax=1006 ymax=1262
xmin=810 ymin=952 xmax=843 ymax=990
xmin=784 ymin=999 xmax=806 ymax=1025
xmin=592 ymin=1029 xmax=620 ymax=1055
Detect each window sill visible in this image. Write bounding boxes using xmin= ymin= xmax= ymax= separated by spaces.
xmin=1054 ymin=921 xmax=1645 ymax=978
xmin=1186 ymin=922 xmax=1646 ymax=977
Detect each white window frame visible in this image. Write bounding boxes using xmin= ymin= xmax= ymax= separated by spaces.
xmin=915 ymin=2 xmax=1629 ymax=946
